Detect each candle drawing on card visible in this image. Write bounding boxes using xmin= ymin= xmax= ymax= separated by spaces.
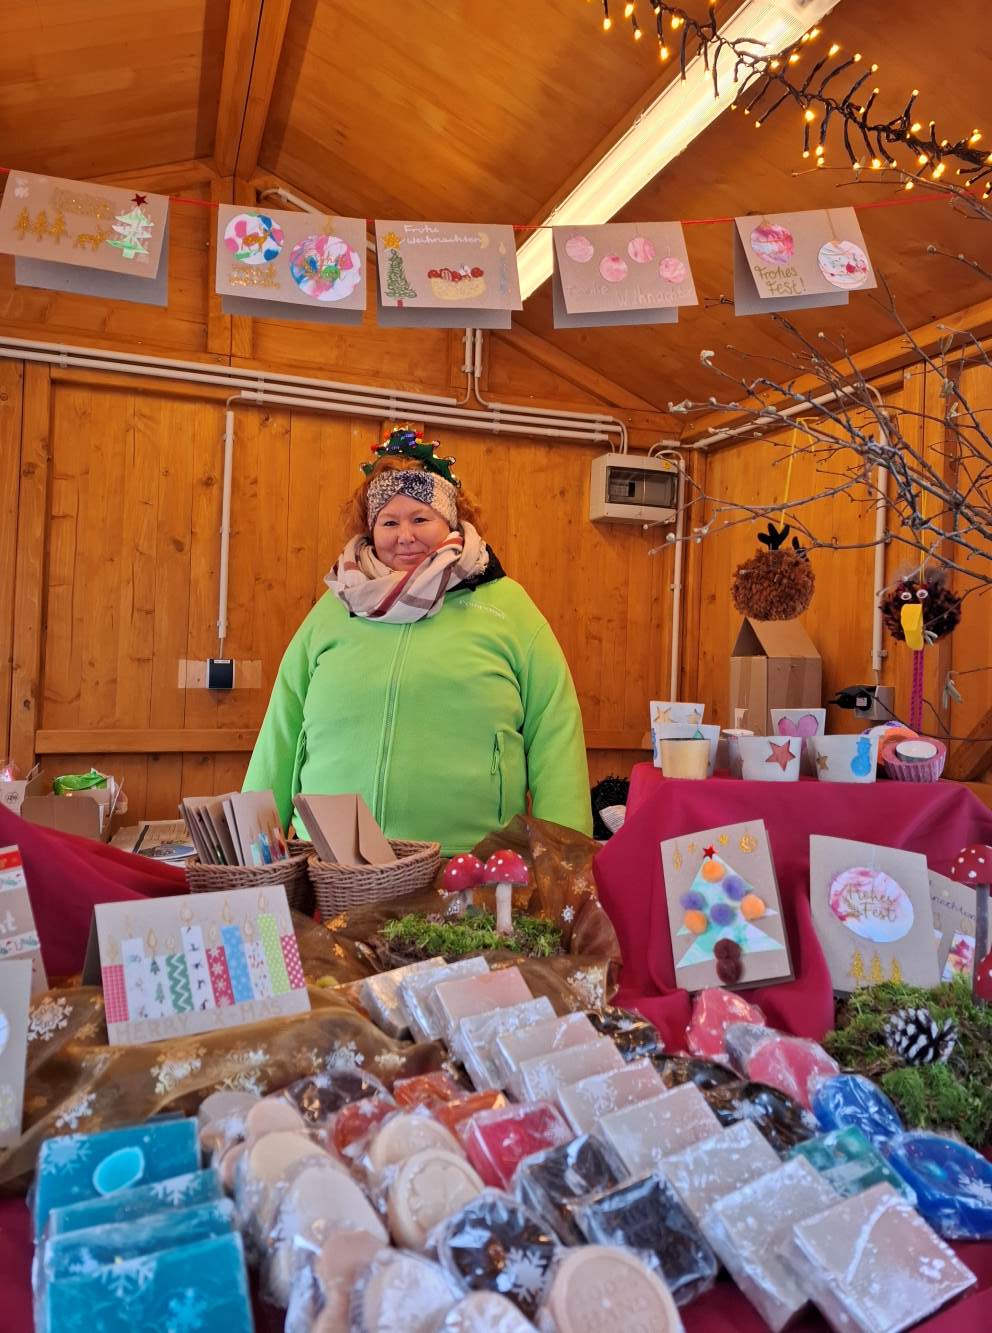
xmin=206 ymin=923 xmax=236 ymax=1007
xmin=180 ymin=907 xmax=216 ymax=1013
xmin=243 ymin=917 xmax=273 ymax=999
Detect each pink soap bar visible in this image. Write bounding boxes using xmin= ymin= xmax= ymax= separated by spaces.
xmin=433 ymin=966 xmax=533 ymax=1040
xmin=463 ymin=1101 xmax=573 ymax=1189
xmin=687 ymin=988 xmax=766 ymax=1062
xmin=745 ymin=1035 xmax=839 ymax=1110
xmin=662 ymin=1119 xmax=781 ymax=1224
xmin=600 ymin=1083 xmax=721 ymax=1174
xmin=558 ymin=1057 xmax=666 ymax=1135
xmin=517 ymin=1037 xmax=624 ymax=1104
xmin=495 ymin=1011 xmax=599 ymax=1090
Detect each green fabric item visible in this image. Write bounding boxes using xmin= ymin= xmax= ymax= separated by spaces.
xmin=243 ymin=577 xmax=592 ymax=855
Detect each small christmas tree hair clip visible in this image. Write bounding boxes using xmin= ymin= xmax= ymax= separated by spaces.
xmin=360 ymin=425 xmax=461 ymax=486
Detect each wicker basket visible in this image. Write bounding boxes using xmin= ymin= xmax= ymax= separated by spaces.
xmin=185 ymin=841 xmax=316 ymax=916
xmin=308 ymin=839 xmax=441 ymax=920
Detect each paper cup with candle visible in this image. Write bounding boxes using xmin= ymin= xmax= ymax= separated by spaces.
xmin=652 ymin=723 xmax=720 ymax=776
xmin=650 ymin=700 xmax=705 ymax=726
xmin=739 ymin=735 xmax=802 ymax=782
xmin=883 ymin=737 xmax=947 ymax=782
xmin=721 ymin=728 xmax=755 ymax=778
xmin=807 ymin=733 xmax=879 ymax=783
xmin=658 ymin=737 xmax=711 ymax=780
xmin=770 ymin=708 xmax=826 ymax=776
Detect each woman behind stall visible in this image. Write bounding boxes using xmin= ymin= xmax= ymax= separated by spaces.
xmin=243 ymin=427 xmax=591 ymax=855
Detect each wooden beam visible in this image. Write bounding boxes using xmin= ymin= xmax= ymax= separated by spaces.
xmin=213 ymin=0 xmax=293 ymax=181
xmin=945 ymin=706 xmax=992 ymax=782
xmin=585 ymin=730 xmax=651 ymax=751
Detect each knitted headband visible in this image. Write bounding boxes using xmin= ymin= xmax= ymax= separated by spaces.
xmin=367 ymin=468 xmax=459 ymax=531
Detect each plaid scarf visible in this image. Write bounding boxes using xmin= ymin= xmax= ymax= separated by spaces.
xmin=326 ymin=522 xmax=489 ymax=623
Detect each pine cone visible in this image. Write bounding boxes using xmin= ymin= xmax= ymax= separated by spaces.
xmin=883 ymin=1006 xmax=958 ymax=1065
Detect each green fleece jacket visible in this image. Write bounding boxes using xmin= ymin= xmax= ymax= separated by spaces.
xmin=243 ymin=573 xmax=591 ymax=855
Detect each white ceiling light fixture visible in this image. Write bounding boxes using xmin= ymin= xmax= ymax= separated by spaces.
xmin=517 ymin=0 xmax=841 ymax=299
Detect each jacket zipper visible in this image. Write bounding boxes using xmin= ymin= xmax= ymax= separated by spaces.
xmin=372 ymin=625 xmax=412 ymax=828
xmin=492 ymin=732 xmax=504 ymax=823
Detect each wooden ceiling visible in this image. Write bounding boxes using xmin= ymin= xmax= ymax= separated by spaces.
xmin=1 ymin=0 xmax=989 ymax=412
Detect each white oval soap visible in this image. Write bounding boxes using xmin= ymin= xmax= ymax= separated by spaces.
xmin=543 ymin=1245 xmax=682 ymax=1332
xmin=368 ymin=1112 xmax=463 ymax=1171
xmin=198 ymin=1089 xmax=260 ymax=1127
xmin=437 ymin=1292 xmax=535 ymax=1330
xmin=387 ymin=1148 xmax=484 ymax=1250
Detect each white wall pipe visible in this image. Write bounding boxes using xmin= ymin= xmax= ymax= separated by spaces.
xmin=217 ymin=408 xmax=235 ymax=652
xmin=871 ymin=463 xmax=890 ymax=678
xmin=669 ymin=461 xmax=687 ymax=699
xmin=682 ymin=385 xmax=857 ymax=450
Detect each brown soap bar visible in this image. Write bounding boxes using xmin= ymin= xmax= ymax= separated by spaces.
xmin=368 ymin=1111 xmax=464 ymax=1171
xmin=387 ymin=1148 xmax=485 ymax=1250
xmin=544 ymin=1245 xmax=683 ymax=1333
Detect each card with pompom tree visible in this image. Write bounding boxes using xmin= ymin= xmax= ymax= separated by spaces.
xmin=660 ymin=821 xmax=793 ymax=992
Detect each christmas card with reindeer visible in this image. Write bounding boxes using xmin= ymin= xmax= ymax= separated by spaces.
xmin=809 ymin=836 xmax=940 ymax=993
xmin=660 ymin=821 xmax=793 ymax=992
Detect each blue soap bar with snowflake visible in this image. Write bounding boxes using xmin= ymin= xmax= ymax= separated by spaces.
xmin=33 ymin=1118 xmax=199 ymax=1238
xmin=810 ymin=1073 xmax=904 ymax=1147
xmin=883 ymin=1130 xmax=992 ymax=1240
xmin=42 ymin=1231 xmax=252 ymax=1333
xmin=790 ymin=1127 xmax=916 ymax=1203
xmin=48 ymin=1169 xmax=223 ymax=1236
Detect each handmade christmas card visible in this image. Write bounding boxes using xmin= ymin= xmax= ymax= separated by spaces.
xmin=0 ymin=959 xmax=32 ymax=1149
xmin=660 ymin=821 xmax=793 ymax=991
xmin=928 ymin=870 xmax=976 ymax=981
xmin=215 ymin=204 xmax=367 ymax=324
xmin=374 ymin=220 xmax=521 ymax=328
xmin=809 ymin=836 xmax=940 ymax=992
xmin=0 ymin=845 xmax=47 ymax=994
xmin=292 ymin=793 xmax=395 ymax=867
xmin=552 ymin=222 xmax=697 ymax=328
xmin=82 ymin=886 xmax=309 ymax=1046
xmin=733 ymin=206 xmax=875 ymax=315
xmin=0 ymin=171 xmax=169 ymax=306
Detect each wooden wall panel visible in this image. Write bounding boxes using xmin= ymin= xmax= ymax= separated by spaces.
xmin=0 ymin=362 xmax=23 ymax=766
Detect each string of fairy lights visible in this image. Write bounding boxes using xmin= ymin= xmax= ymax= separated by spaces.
xmin=593 ymin=2 xmax=992 ymax=197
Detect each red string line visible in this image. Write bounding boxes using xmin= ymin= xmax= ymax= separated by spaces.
xmin=0 ymin=165 xmax=949 ymax=224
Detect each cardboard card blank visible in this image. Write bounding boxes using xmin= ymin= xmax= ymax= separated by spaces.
xmin=226 ymin=791 xmax=286 ymax=867
xmin=659 ymin=820 xmax=792 ymax=992
xmin=552 ymin=221 xmax=695 ymax=328
xmin=293 ymin=794 xmax=396 ymax=866
xmin=0 ymin=845 xmax=48 ymax=995
xmin=929 ymin=870 xmax=976 ymax=977
xmin=810 ymin=836 xmax=940 ymax=992
xmin=0 ymin=959 xmax=32 ymax=1147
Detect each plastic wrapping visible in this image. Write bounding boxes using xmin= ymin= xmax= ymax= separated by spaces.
xmin=434 ymin=967 xmax=534 ymax=1043
xmin=352 ymin=1248 xmax=463 ymax=1331
xmin=651 ymin=1054 xmax=740 ymax=1091
xmin=810 ymin=1073 xmax=904 ymax=1147
xmin=232 ymin=1129 xmax=334 ymax=1245
xmin=882 ymin=1130 xmax=992 ymax=1239
xmin=723 ymin=1024 xmax=839 ymax=1109
xmin=387 ymin=1147 xmax=485 ymax=1250
xmin=494 ymin=1013 xmax=598 ymax=1097
xmin=514 ymin=1134 xmax=626 ymax=1244
xmin=435 ymin=1091 xmax=508 ymax=1139
xmin=559 ymin=1058 xmax=667 ymax=1135
xmin=367 ymin=1108 xmax=466 ymax=1172
xmin=660 ymin=1120 xmax=780 ymax=1225
xmin=463 ymin=1102 xmax=572 ymax=1190
xmin=284 ymin=1228 xmax=387 ymax=1333
xmin=436 ymin=1291 xmax=536 ymax=1330
xmin=197 ymin=1090 xmax=261 ymax=1128
xmin=360 ymin=956 xmax=446 ymax=1037
xmin=394 ymin=1071 xmax=466 ymax=1108
xmin=517 ymin=1038 xmax=623 ymax=1104
xmin=685 ymin=988 xmax=766 ymax=1062
xmin=572 ymin=1173 xmax=717 ymax=1307
xmin=538 ymin=1245 xmax=684 ymax=1333
xmin=46 ymin=1167 xmax=223 ymax=1236
xmin=599 ymin=1084 xmax=720 ymax=1175
xmin=243 ymin=1095 xmax=310 ymax=1141
xmin=282 ymin=1068 xmax=390 ymax=1126
xmin=784 ymin=1183 xmax=977 ymax=1333
xmin=454 ymin=997 xmax=556 ymax=1091
xmin=702 ymin=1157 xmax=838 ymax=1331
xmin=791 ymin=1127 xmax=915 ymax=1203
xmin=199 ymin=1106 xmax=256 ymax=1159
xmin=330 ymin=1094 xmax=397 ymax=1158
xmin=585 ymin=1007 xmax=665 ymax=1062
xmin=400 ymin=957 xmax=491 ymax=1042
xmin=435 ymin=1189 xmax=559 ymax=1320
xmin=701 ymin=1079 xmax=820 ymax=1153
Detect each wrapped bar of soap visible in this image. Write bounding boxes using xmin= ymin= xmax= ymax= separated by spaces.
xmin=34 ymin=1118 xmax=200 ymax=1238
xmin=791 ymin=1126 xmax=915 ymax=1202
xmin=286 ymin=1228 xmax=386 ymax=1333
xmin=785 ymin=1183 xmax=977 ymax=1333
xmin=702 ymin=1080 xmax=819 ymax=1152
xmin=586 ymin=1006 xmax=665 ymax=1062
xmin=495 ymin=1012 xmax=599 ymax=1095
xmin=197 ymin=1090 xmax=260 ymax=1128
xmin=360 ymin=956 xmax=446 ymax=1037
xmin=434 ymin=966 xmax=534 ymax=1042
xmin=542 ymin=1245 xmax=683 ymax=1333
xmin=47 ymin=1168 xmax=222 ymax=1236
xmin=724 ymin=1024 xmax=839 ymax=1109
xmin=351 ymin=1250 xmax=462 ymax=1333
xmin=329 ymin=1094 xmax=396 ymax=1157
xmin=517 ymin=1037 xmax=624 ymax=1105
xmin=400 ymin=956 xmax=490 ymax=1042
xmin=368 ymin=1110 xmax=464 ymax=1170
xmin=237 ymin=1131 xmax=335 ymax=1239
xmin=810 ymin=1073 xmax=904 ymax=1148
xmin=387 ymin=1147 xmax=485 ymax=1250
xmin=435 ymin=1090 xmax=508 ymax=1138
xmin=882 ymin=1130 xmax=992 ymax=1239
xmin=573 ymin=1172 xmax=717 ymax=1306
xmin=686 ymin=988 xmax=766 ymax=1062
xmin=652 ymin=1054 xmax=740 ymax=1091
xmin=455 ymin=996 xmax=556 ymax=1090
xmin=393 ymin=1070 xmax=465 ymax=1108
xmin=515 ymin=1133 xmax=626 ymax=1243
xmin=435 ymin=1190 xmax=558 ymax=1319
xmin=436 ymin=1292 xmax=536 ymax=1331
xmin=244 ymin=1096 xmax=309 ymax=1142
xmin=599 ymin=1084 xmax=721 ymax=1174
xmin=559 ymin=1057 xmax=666 ymax=1135
xmin=283 ymin=1068 xmax=389 ymax=1125
xmin=42 ymin=1231 xmax=252 ymax=1333
xmin=661 ymin=1119 xmax=780 ymax=1225
xmin=463 ymin=1102 xmax=572 ymax=1190
xmin=703 ymin=1157 xmax=838 ymax=1331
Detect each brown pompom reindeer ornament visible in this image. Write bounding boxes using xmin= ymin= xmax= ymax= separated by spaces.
xmin=731 ymin=522 xmax=815 ymax=621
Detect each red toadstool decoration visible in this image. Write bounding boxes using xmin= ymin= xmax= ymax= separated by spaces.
xmin=949 ymin=844 xmax=992 ymax=1004
xmin=483 ymin=849 xmax=530 ymax=936
xmin=441 ymin=854 xmax=485 ymax=917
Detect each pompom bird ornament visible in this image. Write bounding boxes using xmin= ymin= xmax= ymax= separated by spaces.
xmin=879 ymin=569 xmax=962 ymax=732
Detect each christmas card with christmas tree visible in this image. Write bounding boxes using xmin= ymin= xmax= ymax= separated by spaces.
xmin=733 ymin=206 xmax=876 ymax=316
xmin=81 ymin=885 xmax=309 ymax=1046
xmin=809 ymin=836 xmax=940 ymax=993
xmin=215 ymin=204 xmax=367 ymax=325
xmin=0 ymin=171 xmax=169 ymax=306
xmin=660 ymin=821 xmax=792 ymax=992
xmin=374 ymin=219 xmax=521 ymax=328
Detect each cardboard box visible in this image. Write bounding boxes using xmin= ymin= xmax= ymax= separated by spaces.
xmin=729 ymin=618 xmax=821 ymax=736
xmin=0 ymin=769 xmax=43 ymax=817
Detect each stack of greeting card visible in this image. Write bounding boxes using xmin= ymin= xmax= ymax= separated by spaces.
xmin=181 ymin=791 xmax=288 ymax=868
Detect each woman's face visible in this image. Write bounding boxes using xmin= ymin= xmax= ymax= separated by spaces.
xmin=372 ymin=494 xmax=452 ymax=571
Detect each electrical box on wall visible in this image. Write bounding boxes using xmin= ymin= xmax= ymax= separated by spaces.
xmin=589 ymin=452 xmax=679 ymax=526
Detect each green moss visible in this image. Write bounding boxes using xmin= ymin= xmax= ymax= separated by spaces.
xmin=822 ymin=976 xmax=992 ymax=1149
xmin=380 ymin=910 xmax=562 ymax=961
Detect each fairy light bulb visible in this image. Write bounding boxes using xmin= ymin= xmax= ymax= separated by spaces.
xmin=910 ymin=121 xmax=922 ymax=133
xmin=804 ymin=108 xmax=816 ymax=122
xmin=624 ymin=1 xmax=634 ymax=15
xmin=917 ymin=153 xmax=928 ymax=165
xmin=670 ymin=13 xmax=683 ymax=29
xmin=970 ymin=129 xmax=982 ymax=143
xmin=633 ymin=21 xmax=642 ymax=38
xmin=904 ymin=179 xmax=914 ymax=190
xmin=809 ymin=27 xmax=821 ymax=38
xmin=603 ymin=13 xmax=612 ymax=29
xmin=788 ymin=51 xmax=800 ymax=64
xmin=870 ymin=157 xmax=882 ymax=169
xmin=815 ymin=144 xmax=824 ymax=157
xmin=853 ymin=52 xmax=862 ymax=62
xmin=932 ymin=162 xmax=945 ymax=178
xmin=802 ymin=149 xmax=810 ymax=158
xmin=769 ymin=58 xmax=780 ymax=69
xmin=659 ymin=42 xmax=669 ymax=59
xmin=828 ymin=42 xmax=840 ymax=56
